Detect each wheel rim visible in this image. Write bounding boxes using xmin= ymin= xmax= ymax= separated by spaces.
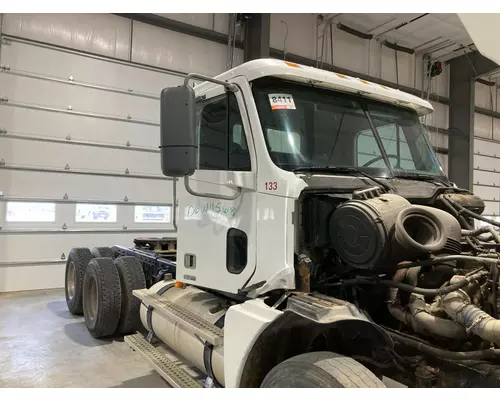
xmin=67 ymin=261 xmax=76 ymax=300
xmin=85 ymin=277 xmax=98 ymax=321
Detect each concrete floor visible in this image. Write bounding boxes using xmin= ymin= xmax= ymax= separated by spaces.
xmin=1 ymin=288 xmax=404 ymax=388
xmin=0 ymin=288 xmax=170 ymax=388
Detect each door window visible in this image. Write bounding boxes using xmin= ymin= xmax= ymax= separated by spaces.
xmin=198 ymin=94 xmax=251 ymax=171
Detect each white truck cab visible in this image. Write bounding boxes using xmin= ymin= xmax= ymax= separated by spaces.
xmin=163 ymin=58 xmax=442 ymax=298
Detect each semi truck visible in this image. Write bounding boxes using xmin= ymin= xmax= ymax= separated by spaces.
xmin=64 ymin=57 xmax=500 ymax=388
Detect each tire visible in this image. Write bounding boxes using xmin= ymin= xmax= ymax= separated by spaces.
xmin=91 ymin=246 xmax=115 ymax=259
xmin=260 ymin=351 xmax=386 ymax=388
xmin=65 ymin=247 xmax=93 ymax=315
xmin=83 ymin=257 xmax=122 ymax=338
xmin=114 ymin=256 xmax=146 ymax=334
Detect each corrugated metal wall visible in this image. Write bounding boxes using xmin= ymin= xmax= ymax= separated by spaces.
xmin=473 ymin=81 xmax=500 ymax=221
xmin=0 ymin=13 xmax=451 ymax=292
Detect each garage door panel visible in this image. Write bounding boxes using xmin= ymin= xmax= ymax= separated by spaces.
xmin=475 ymin=113 xmax=493 ymax=139
xmin=0 ymin=169 xmax=173 ymax=203
xmin=1 ymin=138 xmax=162 ymax=176
xmin=0 ymin=74 xmax=160 ymax=123
xmin=474 ymin=154 xmax=500 ymax=171
xmin=483 ymin=200 xmax=500 ymax=216
xmin=474 ymin=138 xmax=500 ymax=157
xmin=0 ymin=202 xmax=173 ymax=241
xmin=2 ymin=40 xmax=185 ymax=96
xmin=0 ymin=106 xmax=160 ymax=148
xmin=473 ymin=185 xmax=500 ymax=201
xmin=0 ymin=232 xmax=175 ymax=264
xmin=473 ymin=169 xmax=500 ymax=186
xmin=0 ymin=231 xmax=177 ymax=292
xmin=0 ymin=263 xmax=65 ymax=292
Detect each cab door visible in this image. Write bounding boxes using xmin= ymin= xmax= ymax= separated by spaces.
xmin=176 ymin=84 xmax=258 ymax=294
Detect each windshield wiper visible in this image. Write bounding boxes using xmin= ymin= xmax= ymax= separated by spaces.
xmin=292 ymin=166 xmax=394 ymax=193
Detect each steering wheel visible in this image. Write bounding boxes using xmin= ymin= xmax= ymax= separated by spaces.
xmin=362 ymin=154 xmax=399 ymax=168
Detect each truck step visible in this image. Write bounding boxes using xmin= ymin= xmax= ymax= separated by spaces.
xmin=133 ymin=288 xmax=224 ymax=346
xmin=124 ymin=333 xmax=202 ymax=388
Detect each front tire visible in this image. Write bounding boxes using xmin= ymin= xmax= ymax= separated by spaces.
xmin=260 ymin=352 xmax=386 ymax=388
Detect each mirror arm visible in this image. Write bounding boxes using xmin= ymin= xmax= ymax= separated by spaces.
xmin=184 ymin=176 xmax=241 ymax=201
xmin=183 ymin=73 xmax=239 ymax=93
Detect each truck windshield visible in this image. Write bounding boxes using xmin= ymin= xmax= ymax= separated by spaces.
xmin=251 ymin=77 xmax=444 ymax=179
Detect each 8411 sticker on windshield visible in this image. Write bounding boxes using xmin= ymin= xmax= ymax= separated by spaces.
xmin=268 ymin=94 xmax=296 ymax=110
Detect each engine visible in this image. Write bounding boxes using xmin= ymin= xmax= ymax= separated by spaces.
xmin=297 ymin=186 xmax=500 ymax=355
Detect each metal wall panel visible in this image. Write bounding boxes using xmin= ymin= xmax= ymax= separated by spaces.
xmin=270 ymin=13 xmax=317 ymax=61
xmin=427 ymin=101 xmax=449 ymax=129
xmin=131 ymin=21 xmax=243 ymax=77
xmin=474 ymin=78 xmax=500 ymax=213
xmin=2 ymin=14 xmax=131 ymax=60
xmin=154 ymin=13 xmax=230 ymax=35
xmin=475 ymin=112 xmax=494 ymax=139
xmin=334 ymin=28 xmax=370 ymax=76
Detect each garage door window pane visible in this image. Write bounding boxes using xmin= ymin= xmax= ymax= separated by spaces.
xmin=75 ymin=204 xmax=117 ymax=222
xmin=134 ymin=206 xmax=171 ymax=223
xmin=6 ymin=202 xmax=56 ymax=222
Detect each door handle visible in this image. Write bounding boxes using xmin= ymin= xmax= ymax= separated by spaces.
xmin=184 ymin=176 xmax=241 ymax=201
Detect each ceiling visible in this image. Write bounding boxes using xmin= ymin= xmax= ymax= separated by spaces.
xmin=323 ymin=13 xmax=474 ymax=62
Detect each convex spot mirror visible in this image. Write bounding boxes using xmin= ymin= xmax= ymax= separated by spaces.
xmin=160 ymin=85 xmax=197 ymax=177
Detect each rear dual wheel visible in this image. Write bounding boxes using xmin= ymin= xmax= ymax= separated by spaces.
xmin=65 ymin=247 xmax=93 ymax=315
xmin=82 ymin=256 xmax=146 ymax=338
xmin=91 ymin=246 xmax=115 ymax=259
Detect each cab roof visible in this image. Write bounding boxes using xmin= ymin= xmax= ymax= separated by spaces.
xmin=197 ymin=58 xmax=433 ymax=117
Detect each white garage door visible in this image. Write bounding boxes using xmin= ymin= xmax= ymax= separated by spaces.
xmin=0 ymin=13 xmax=239 ymax=292
xmin=473 ymin=82 xmax=500 ymax=225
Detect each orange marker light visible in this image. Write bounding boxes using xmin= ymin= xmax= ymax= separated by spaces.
xmin=284 ymin=61 xmax=300 ymax=68
xmin=336 ymin=73 xmax=347 ymax=79
xmin=174 ymin=281 xmax=185 ymax=289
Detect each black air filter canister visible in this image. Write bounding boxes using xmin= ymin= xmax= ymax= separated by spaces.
xmin=330 ymin=194 xmax=410 ymax=269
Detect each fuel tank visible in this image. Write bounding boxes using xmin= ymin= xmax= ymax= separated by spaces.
xmin=139 ymin=280 xmax=227 ymax=386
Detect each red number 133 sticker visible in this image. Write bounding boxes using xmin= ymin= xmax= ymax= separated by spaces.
xmin=265 ymin=182 xmax=278 ymax=191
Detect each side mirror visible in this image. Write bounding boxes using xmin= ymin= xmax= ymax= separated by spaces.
xmin=160 ymin=85 xmax=197 ymax=177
